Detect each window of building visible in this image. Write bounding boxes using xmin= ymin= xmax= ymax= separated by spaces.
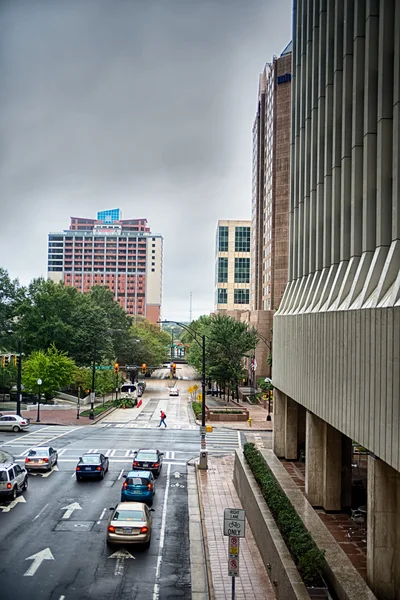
xmin=235 ymin=227 xmax=251 ymax=252
xmin=217 ymin=257 xmax=228 ymax=283
xmin=234 ymin=289 xmax=249 ymax=304
xmin=218 ymin=226 xmax=229 ymax=252
xmin=217 ymin=289 xmax=228 ymax=304
xmin=234 ymin=258 xmax=250 ymax=283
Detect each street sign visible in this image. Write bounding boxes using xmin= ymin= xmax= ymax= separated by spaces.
xmin=193 ymin=384 xmax=198 ymax=391
xmin=228 ymin=557 xmax=239 ymax=577
xmin=224 ymin=508 xmax=246 ymax=537
xmin=200 ymin=426 xmax=206 ymax=435
xmin=95 ymin=366 xmax=113 ymax=371
xmin=229 ymin=535 xmax=239 ymax=556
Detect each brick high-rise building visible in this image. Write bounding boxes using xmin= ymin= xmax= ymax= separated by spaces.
xmin=47 ymin=209 xmax=163 ymax=323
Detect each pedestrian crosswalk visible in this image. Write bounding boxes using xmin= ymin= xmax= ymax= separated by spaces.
xmin=206 ymin=430 xmax=241 ymax=454
xmin=3 ymin=426 xmax=81 ymax=449
xmin=96 ymin=422 xmax=198 ymax=430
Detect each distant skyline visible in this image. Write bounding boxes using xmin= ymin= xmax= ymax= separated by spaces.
xmin=0 ymin=0 xmax=292 ymax=321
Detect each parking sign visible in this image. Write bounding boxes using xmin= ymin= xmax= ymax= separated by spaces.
xmin=228 ymin=557 xmax=239 ymax=577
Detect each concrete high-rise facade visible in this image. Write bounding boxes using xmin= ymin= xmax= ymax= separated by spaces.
xmin=215 ymin=220 xmax=251 ymax=312
xmin=47 ymin=210 xmax=163 ymax=323
xmin=273 ymin=2 xmax=400 ymax=597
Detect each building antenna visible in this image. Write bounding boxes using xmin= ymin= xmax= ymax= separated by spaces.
xmin=189 ymin=291 xmax=192 ymax=323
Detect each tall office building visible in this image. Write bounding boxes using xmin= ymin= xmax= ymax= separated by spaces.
xmin=273 ymin=2 xmax=400 ymax=596
xmin=215 ymin=220 xmax=251 ymax=312
xmin=47 ymin=210 xmax=163 ymax=323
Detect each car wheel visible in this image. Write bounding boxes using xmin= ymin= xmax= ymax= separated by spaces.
xmin=12 ymin=426 xmax=20 ymax=433
xmin=100 ymin=471 xmax=105 ymax=480
xmin=22 ymin=477 xmax=28 ymax=491
xmin=54 ymin=457 xmax=58 ymax=466
xmin=143 ymin=539 xmax=151 ymax=549
xmin=10 ymin=486 xmax=17 ymax=500
xmin=76 ymin=475 xmax=81 ymax=482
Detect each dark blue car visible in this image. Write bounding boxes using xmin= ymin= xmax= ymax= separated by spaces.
xmin=76 ymin=453 xmax=109 ymax=481
xmin=121 ymin=470 xmax=155 ymax=505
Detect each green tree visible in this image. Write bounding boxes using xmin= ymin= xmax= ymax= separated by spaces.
xmin=0 ymin=363 xmax=18 ymax=392
xmin=0 ymin=268 xmax=25 ymax=351
xmin=121 ymin=318 xmax=170 ymax=367
xmin=22 ymin=345 xmax=76 ymax=399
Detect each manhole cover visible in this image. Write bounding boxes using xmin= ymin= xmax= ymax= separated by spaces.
xmin=55 ymin=521 xmax=95 ymax=531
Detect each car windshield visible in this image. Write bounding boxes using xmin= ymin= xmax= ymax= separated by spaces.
xmin=28 ymin=449 xmax=48 ymax=457
xmin=113 ymin=510 xmax=145 ymax=521
xmin=0 ymin=472 xmax=8 ymax=481
xmin=136 ymin=452 xmax=157 ymax=461
xmin=126 ymin=477 xmax=149 ymax=486
xmin=81 ymin=455 xmax=101 ymax=464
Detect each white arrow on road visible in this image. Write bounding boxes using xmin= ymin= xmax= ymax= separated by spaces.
xmin=109 ymin=548 xmax=135 ymax=576
xmin=174 ymin=472 xmax=181 ymax=479
xmin=61 ymin=502 xmax=82 ymax=519
xmin=42 ymin=465 xmax=59 ymax=478
xmin=0 ymin=496 xmax=26 ymax=512
xmin=24 ymin=548 xmax=54 ymax=576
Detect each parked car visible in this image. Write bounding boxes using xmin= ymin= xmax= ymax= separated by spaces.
xmin=107 ymin=502 xmax=154 ymax=548
xmin=132 ymin=449 xmax=164 ymax=476
xmin=0 ymin=415 xmax=30 ymax=432
xmin=169 ymin=387 xmax=179 ymax=396
xmin=0 ymin=462 xmax=28 ymax=500
xmin=76 ymin=453 xmax=109 ymax=481
xmin=25 ymin=447 xmax=58 ymax=472
xmin=121 ymin=470 xmax=155 ymax=506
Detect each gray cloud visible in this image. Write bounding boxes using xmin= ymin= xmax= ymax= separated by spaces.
xmin=0 ymin=0 xmax=291 ymax=320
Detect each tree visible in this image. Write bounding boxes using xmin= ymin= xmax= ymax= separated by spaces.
xmin=121 ymin=318 xmax=170 ymax=368
xmin=22 ymin=345 xmax=76 ymax=399
xmin=0 ymin=268 xmax=25 ymax=351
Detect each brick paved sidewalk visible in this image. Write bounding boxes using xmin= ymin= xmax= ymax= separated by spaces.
xmin=1 ymin=408 xmax=93 ymax=426
xmin=197 ymin=404 xmax=273 ymax=431
xmin=198 ymin=455 xmax=275 ymax=600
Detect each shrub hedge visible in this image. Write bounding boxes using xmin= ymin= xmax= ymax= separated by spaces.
xmin=80 ymin=401 xmax=114 ymax=417
xmin=113 ymin=397 xmax=136 ymax=408
xmin=243 ymin=443 xmax=326 ymax=587
xmin=192 ymin=401 xmax=202 ymax=419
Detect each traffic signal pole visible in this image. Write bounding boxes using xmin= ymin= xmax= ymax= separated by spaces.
xmin=16 ymin=340 xmax=22 ymax=416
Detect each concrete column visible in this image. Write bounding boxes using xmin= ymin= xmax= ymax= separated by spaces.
xmin=341 ymin=434 xmax=353 ymax=509
xmin=297 ymin=404 xmax=306 ymax=448
xmin=367 ymin=455 xmax=400 ymax=599
xmin=340 ymin=0 xmax=354 ymax=262
xmin=393 ymin=0 xmax=400 ymax=242
xmin=285 ymin=397 xmax=298 ymax=460
xmin=322 ymin=423 xmax=342 ymax=511
xmin=309 ymin=0 xmax=320 ymax=274
xmin=351 ymin=0 xmax=365 ymax=258
xmin=315 ymin=0 xmax=327 ymax=271
xmin=297 ymin=0 xmax=307 ymax=278
xmin=305 ymin=411 xmax=325 ymax=506
xmin=273 ymin=389 xmax=286 ymax=458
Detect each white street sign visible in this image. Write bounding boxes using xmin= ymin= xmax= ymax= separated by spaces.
xmin=109 ymin=548 xmax=135 ymax=575
xmin=24 ymin=548 xmax=54 ymax=576
xmin=0 ymin=496 xmax=26 ymax=512
xmin=200 ymin=426 xmax=206 ymax=435
xmin=61 ymin=502 xmax=82 ymax=519
xmin=228 ymin=556 xmax=239 ymax=577
xmin=224 ymin=508 xmax=246 ymax=537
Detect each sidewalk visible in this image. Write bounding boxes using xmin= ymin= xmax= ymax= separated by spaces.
xmin=197 ymin=455 xmax=275 ymax=600
xmin=198 ymin=401 xmax=273 ymax=432
xmin=0 ymin=406 xmax=105 ymax=426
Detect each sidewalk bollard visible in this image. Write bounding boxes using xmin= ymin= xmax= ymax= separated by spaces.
xmin=248 ymin=417 xmax=252 ymax=427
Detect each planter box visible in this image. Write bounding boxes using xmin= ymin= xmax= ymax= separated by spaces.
xmin=207 ymin=411 xmax=249 ymax=422
xmin=233 ymin=450 xmax=310 ymax=600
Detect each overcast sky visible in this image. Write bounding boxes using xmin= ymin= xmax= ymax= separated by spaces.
xmin=0 ymin=0 xmax=291 ymax=322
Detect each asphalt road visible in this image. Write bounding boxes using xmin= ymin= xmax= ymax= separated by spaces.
xmin=0 ymin=425 xmax=195 ymax=600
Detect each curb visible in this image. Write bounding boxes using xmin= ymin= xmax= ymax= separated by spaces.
xmin=187 ymin=463 xmax=211 ymax=600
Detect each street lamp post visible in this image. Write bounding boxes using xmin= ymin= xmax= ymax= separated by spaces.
xmin=36 ymin=378 xmax=42 ymax=423
xmin=77 ymin=386 xmax=81 ymax=420
xmin=159 ymin=320 xmax=207 ymax=470
xmin=90 ymin=342 xmax=96 ymax=421
xmin=16 ymin=339 xmax=22 ymax=417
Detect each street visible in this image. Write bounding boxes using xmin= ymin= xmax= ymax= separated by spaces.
xmin=0 ymin=381 xmax=254 ymax=600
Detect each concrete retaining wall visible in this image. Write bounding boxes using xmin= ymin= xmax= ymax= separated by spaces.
xmin=233 ymin=450 xmax=309 ymax=600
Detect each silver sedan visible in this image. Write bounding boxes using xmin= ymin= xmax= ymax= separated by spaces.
xmin=107 ymin=502 xmax=154 ymax=548
xmin=25 ymin=447 xmax=58 ymax=472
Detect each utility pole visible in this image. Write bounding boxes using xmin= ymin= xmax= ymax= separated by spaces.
xmin=16 ymin=339 xmax=22 ymax=417
xmin=90 ymin=341 xmax=96 ymax=420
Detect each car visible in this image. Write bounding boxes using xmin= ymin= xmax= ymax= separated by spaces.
xmin=169 ymin=387 xmax=179 ymax=396
xmin=132 ymin=448 xmax=164 ymax=476
xmin=25 ymin=447 xmax=58 ymax=472
xmin=107 ymin=502 xmax=154 ymax=548
xmin=0 ymin=414 xmax=30 ymax=432
xmin=76 ymin=453 xmax=109 ymax=481
xmin=121 ymin=470 xmax=155 ymax=506
xmin=0 ymin=462 xmax=28 ymax=500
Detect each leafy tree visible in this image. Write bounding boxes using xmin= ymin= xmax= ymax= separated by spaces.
xmin=22 ymin=345 xmax=76 ymax=399
xmin=121 ymin=317 xmax=170 ymax=367
xmin=0 ymin=363 xmax=18 ymax=393
xmin=0 ymin=268 xmax=25 ymax=351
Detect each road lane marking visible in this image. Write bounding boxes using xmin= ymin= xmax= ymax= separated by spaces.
xmin=105 ymin=449 xmax=112 ymax=456
xmin=33 ymin=503 xmax=49 ymax=521
xmin=153 ymin=462 xmax=171 ymax=600
xmin=6 ymin=426 xmax=82 ymax=449
xmin=97 ymin=508 xmax=107 ymax=524
xmin=71 ymin=471 xmax=77 ymax=478
xmin=117 ymin=469 xmax=124 ymax=480
xmin=59 ymin=596 xmax=65 ymax=600
xmin=0 ymin=496 xmax=26 ymax=512
xmin=62 ymin=502 xmax=82 ymax=519
xmin=109 ymin=548 xmax=135 ymax=576
xmin=24 ymin=548 xmax=54 ymax=576
xmin=58 ymin=449 xmax=67 ymax=456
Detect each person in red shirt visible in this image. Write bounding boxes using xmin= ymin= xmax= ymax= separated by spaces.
xmin=158 ymin=410 xmax=167 ymax=428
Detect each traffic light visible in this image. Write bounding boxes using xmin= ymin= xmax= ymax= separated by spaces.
xmin=172 ymin=363 xmax=177 ymax=375
xmin=1 ymin=355 xmax=11 ymax=367
xmin=14 ymin=354 xmax=21 ymax=368
xmin=141 ymin=363 xmax=147 ymax=374
xmin=114 ymin=363 xmax=119 ymax=374
xmin=1 ymin=356 xmax=6 ymax=368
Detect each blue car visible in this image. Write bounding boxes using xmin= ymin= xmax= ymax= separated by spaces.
xmin=76 ymin=453 xmax=109 ymax=481
xmin=121 ymin=470 xmax=155 ymax=506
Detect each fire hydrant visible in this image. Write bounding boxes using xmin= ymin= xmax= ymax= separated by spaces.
xmin=248 ymin=417 xmax=252 ymax=428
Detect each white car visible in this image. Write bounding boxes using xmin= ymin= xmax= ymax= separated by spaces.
xmin=25 ymin=447 xmax=58 ymax=472
xmin=0 ymin=414 xmax=30 ymax=432
xmin=169 ymin=388 xmax=179 ymax=397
